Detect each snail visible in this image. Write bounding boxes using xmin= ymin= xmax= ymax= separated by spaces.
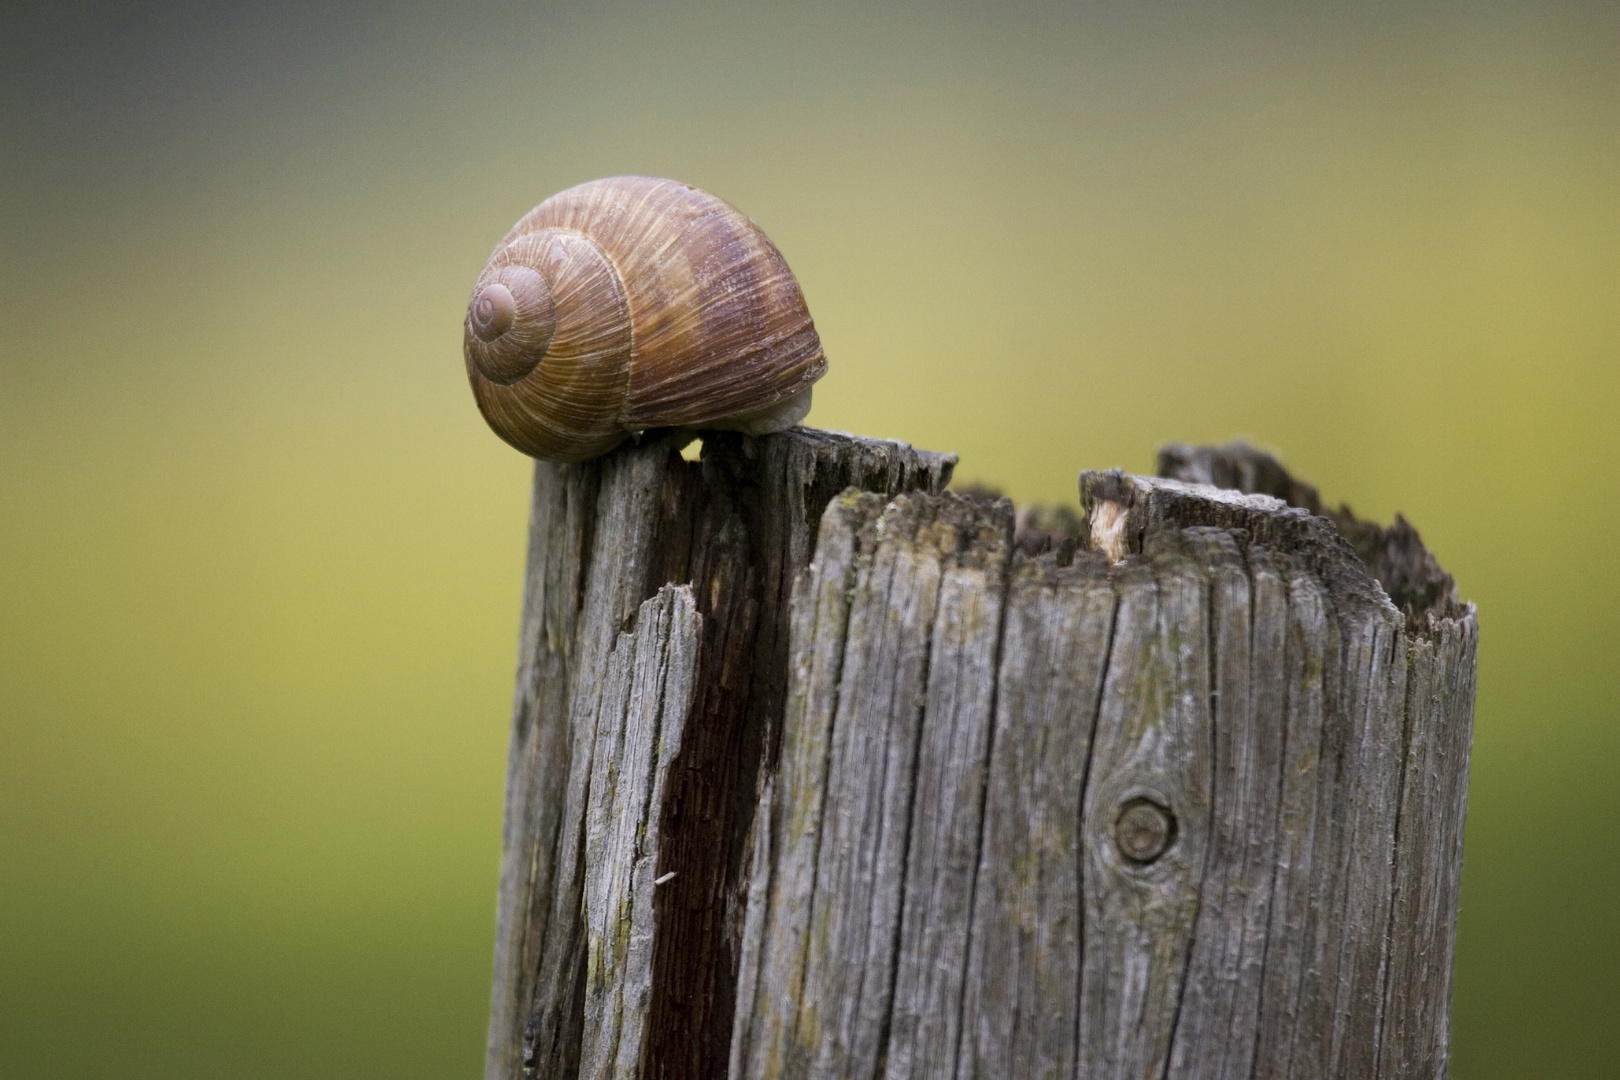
xmin=463 ymin=176 xmax=828 ymax=462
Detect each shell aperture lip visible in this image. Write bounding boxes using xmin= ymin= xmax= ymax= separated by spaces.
xmin=470 ymin=283 xmax=516 ymax=341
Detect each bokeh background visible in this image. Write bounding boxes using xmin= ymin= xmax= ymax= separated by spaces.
xmin=3 ymin=1 xmax=1616 ymax=1076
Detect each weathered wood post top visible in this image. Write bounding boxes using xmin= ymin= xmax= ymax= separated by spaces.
xmin=483 ymin=429 xmax=1476 ymax=1080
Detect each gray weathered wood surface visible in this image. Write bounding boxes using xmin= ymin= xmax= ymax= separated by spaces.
xmin=487 ymin=432 xmax=1477 ymax=1080
xmin=486 ymin=429 xmax=955 ymax=1080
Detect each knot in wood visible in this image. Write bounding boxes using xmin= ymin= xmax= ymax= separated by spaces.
xmin=1115 ymin=798 xmax=1176 ymax=864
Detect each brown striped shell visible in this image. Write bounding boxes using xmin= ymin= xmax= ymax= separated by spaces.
xmin=463 ymin=176 xmax=827 ymax=462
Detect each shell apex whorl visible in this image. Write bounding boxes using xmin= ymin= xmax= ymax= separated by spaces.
xmin=464 ymin=228 xmax=632 ymax=461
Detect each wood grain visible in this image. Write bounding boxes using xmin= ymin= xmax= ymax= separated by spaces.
xmin=485 ymin=428 xmax=952 ymax=1080
xmin=958 ymin=551 xmax=1114 ymax=1080
xmin=579 ymin=585 xmax=700 ymax=1080
xmin=488 ymin=434 xmax=1477 ymax=1080
xmin=1076 ymin=533 xmax=1213 ymax=1079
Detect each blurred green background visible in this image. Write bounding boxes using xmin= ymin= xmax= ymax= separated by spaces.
xmin=2 ymin=1 xmax=1615 ymax=1076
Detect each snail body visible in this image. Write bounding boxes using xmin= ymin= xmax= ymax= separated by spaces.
xmin=464 ymin=176 xmax=827 ymax=462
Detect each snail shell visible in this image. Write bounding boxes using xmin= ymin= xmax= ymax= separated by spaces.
xmin=463 ymin=176 xmax=827 ymax=462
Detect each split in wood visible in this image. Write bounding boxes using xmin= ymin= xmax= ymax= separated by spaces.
xmin=485 ymin=430 xmax=1477 ymax=1080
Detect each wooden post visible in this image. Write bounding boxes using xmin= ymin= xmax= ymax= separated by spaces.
xmin=485 ymin=431 xmax=1477 ymax=1080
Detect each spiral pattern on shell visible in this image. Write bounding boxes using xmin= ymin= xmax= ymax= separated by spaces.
xmin=463 ymin=176 xmax=827 ymax=462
